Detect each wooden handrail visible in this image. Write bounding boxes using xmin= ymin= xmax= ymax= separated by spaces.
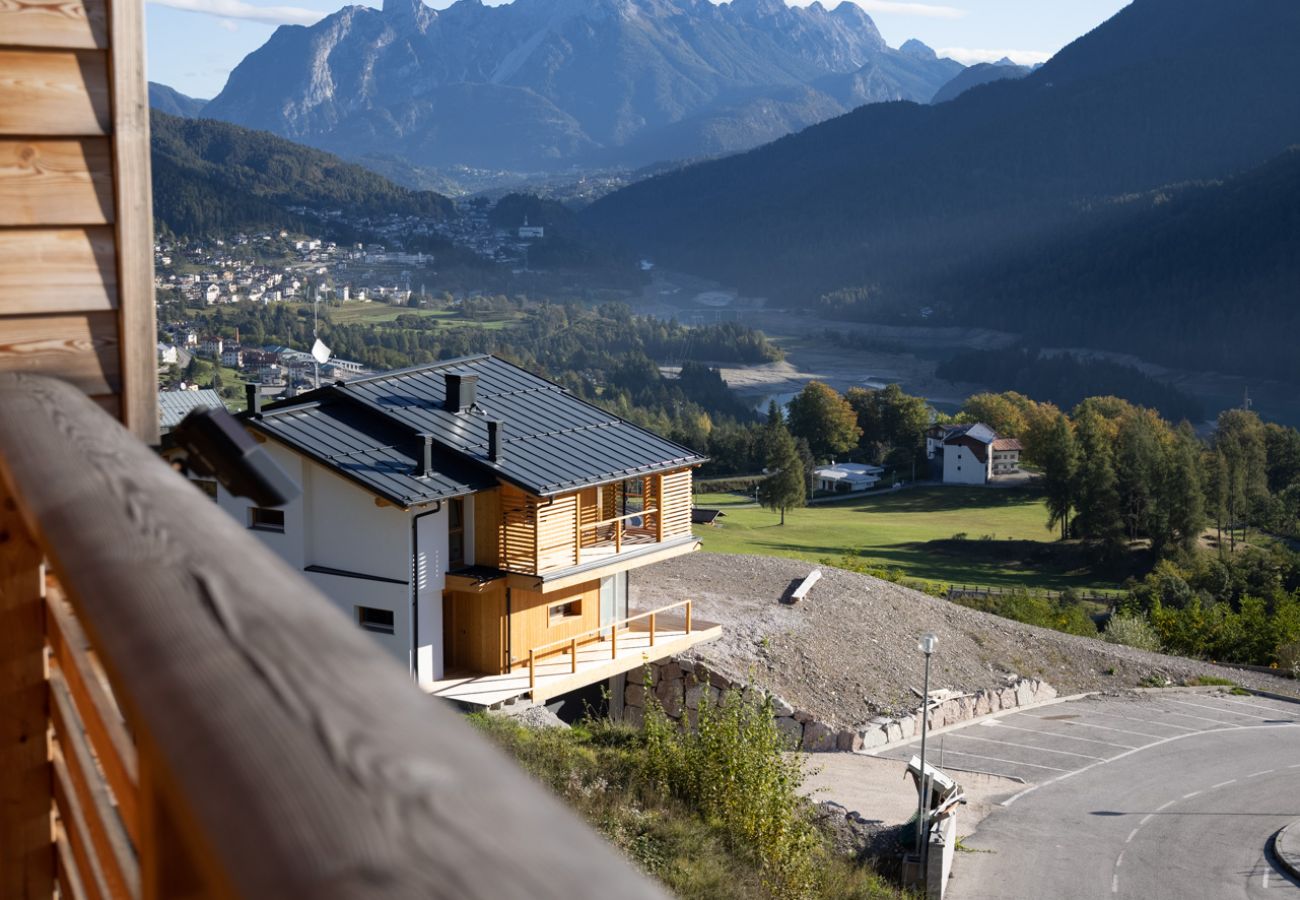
xmin=0 ymin=374 xmax=664 ymax=900
xmin=527 ymin=600 xmax=694 ymax=660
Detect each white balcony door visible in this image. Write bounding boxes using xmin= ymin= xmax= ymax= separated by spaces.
xmin=600 ymin=572 xmax=628 ymax=635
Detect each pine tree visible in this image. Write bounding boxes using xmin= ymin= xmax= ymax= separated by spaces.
xmin=1042 ymin=413 xmax=1078 ymax=540
xmin=758 ymin=423 xmax=805 ymax=526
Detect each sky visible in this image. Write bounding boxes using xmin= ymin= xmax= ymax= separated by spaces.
xmin=147 ymin=0 xmax=1131 ymax=100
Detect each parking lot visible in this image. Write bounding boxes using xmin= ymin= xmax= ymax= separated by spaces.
xmin=872 ymin=689 xmax=1300 ymax=785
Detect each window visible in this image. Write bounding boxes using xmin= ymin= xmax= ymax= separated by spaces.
xmin=549 ymin=599 xmax=581 ymax=625
xmin=356 ymin=606 xmax=395 ymax=635
xmin=248 ymin=507 xmax=285 ymax=532
xmin=448 ymin=497 xmax=465 ymax=569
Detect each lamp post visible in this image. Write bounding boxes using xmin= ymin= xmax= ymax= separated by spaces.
xmin=914 ymin=633 xmax=937 ymax=864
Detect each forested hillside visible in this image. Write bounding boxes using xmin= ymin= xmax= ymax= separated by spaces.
xmin=585 ymin=0 xmax=1300 ymax=379
xmin=151 ymin=112 xmax=456 ymax=236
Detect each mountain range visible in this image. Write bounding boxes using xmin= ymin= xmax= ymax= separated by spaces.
xmin=584 ymin=0 xmax=1300 ymax=380
xmin=929 ymin=59 xmax=1031 ymax=104
xmin=198 ymin=0 xmax=961 ymax=173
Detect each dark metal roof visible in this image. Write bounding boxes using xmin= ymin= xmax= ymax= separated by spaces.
xmin=253 ymin=355 xmax=706 ymax=501
xmin=251 ymin=397 xmax=493 ymax=508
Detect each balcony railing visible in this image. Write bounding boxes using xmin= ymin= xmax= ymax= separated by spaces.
xmin=525 ymin=600 xmax=694 ymax=698
xmin=0 ymin=374 xmax=663 ymax=900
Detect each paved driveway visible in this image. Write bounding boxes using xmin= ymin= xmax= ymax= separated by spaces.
xmin=873 ymin=691 xmax=1300 ymax=899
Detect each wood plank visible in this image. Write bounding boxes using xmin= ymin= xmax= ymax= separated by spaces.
xmin=54 ymin=819 xmax=91 ymax=900
xmin=0 ymin=373 xmax=667 ymax=900
xmin=49 ymin=670 xmax=137 ymax=899
xmin=0 ymin=488 xmax=53 ymax=900
xmin=0 ymin=227 xmax=117 ymax=313
xmin=0 ymin=139 xmax=114 ymax=225
xmin=105 ymin=0 xmax=158 ymax=443
xmin=46 ymin=593 xmax=138 ymax=845
xmin=52 ymin=747 xmax=108 ymax=900
xmin=0 ymin=0 xmax=108 ymax=49
xmin=0 ymin=49 xmax=110 ymax=135
xmin=0 ymin=311 xmax=121 ymax=395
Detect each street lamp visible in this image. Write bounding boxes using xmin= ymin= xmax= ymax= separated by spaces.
xmin=914 ymin=633 xmax=938 ymax=865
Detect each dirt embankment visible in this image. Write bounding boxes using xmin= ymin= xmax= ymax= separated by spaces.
xmin=632 ymin=553 xmax=1300 ymax=729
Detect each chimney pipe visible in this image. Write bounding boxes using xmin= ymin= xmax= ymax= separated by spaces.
xmin=488 ymin=420 xmax=504 ymax=462
xmin=443 ymin=370 xmax=478 ymax=413
xmin=245 ymin=383 xmax=262 ymax=416
xmin=416 ymin=434 xmax=433 ymax=479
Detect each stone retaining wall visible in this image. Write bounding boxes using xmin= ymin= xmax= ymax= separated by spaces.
xmin=614 ymin=657 xmax=1058 ymax=752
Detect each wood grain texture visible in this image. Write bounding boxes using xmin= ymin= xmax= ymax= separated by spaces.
xmin=0 ymin=49 xmax=110 ymax=135
xmin=52 ymin=748 xmax=108 ymax=900
xmin=0 ymin=374 xmax=667 ymax=900
xmin=47 ymin=593 xmax=138 ymax=844
xmin=0 ymin=311 xmax=120 ymax=394
xmin=105 ymin=0 xmax=157 ymax=443
xmin=0 ymin=139 xmax=113 ymax=225
xmin=0 ymin=227 xmax=117 ymax=313
xmin=0 ymin=0 xmax=108 ymax=49
xmin=0 ymin=490 xmax=53 ymax=899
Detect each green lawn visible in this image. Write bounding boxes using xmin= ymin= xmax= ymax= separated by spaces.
xmin=325 ymin=302 xmax=518 ymax=330
xmin=692 ymin=486 xmax=1130 ymax=592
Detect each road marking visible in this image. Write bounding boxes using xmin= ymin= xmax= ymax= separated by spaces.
xmin=1166 ymin=697 xmax=1275 ymax=722
xmin=1002 ymin=723 xmax=1300 ymax=808
xmin=1290 ymin=764 xmax=1300 ymax=769
xmin=1183 ymin=790 xmax=1202 ymax=799
xmin=1126 ymin=828 xmax=1139 ymax=843
xmin=1152 ymin=705 xmax=1238 ymax=726
xmin=1116 ymin=851 xmax=1124 ymax=867
xmin=1247 ymin=769 xmax=1276 ymax=778
xmin=1156 ymin=800 xmax=1176 ymax=811
xmin=1212 ymin=779 xmax=1238 ymax=789
xmin=945 ymin=733 xmax=1106 ymax=761
xmin=1140 ymin=814 xmax=1154 ymax=825
xmin=1264 ymin=870 xmax=1270 ymax=889
xmin=1208 ymin=694 xmax=1298 ymax=716
xmin=930 ymin=747 xmax=1070 ymax=772
xmin=1022 ymin=717 xmax=1163 ymax=741
xmin=1112 ymin=874 xmax=1119 ymax=893
xmin=989 ymin=721 xmax=1138 ymax=749
xmin=1087 ymin=709 xmax=1200 ymax=733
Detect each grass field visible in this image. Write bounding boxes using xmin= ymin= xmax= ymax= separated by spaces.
xmin=325 ymin=302 xmax=518 ymax=330
xmin=691 ymin=486 xmax=1130 ymax=592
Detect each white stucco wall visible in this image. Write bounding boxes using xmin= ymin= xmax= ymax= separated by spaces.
xmin=942 ymin=443 xmax=991 ymax=485
xmin=414 ymin=505 xmax=449 ymax=686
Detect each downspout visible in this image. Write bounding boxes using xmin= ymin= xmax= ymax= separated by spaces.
xmin=411 ymin=501 xmax=442 ymax=683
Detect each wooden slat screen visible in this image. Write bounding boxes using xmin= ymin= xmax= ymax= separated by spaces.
xmin=659 ymin=468 xmax=694 ymax=539
xmin=0 ymin=0 xmax=157 ymax=442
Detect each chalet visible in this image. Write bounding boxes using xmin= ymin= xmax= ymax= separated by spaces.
xmin=814 ymin=461 xmax=885 ymax=493
xmin=220 ymin=355 xmax=719 ymax=707
xmin=927 ymin=423 xmax=1022 ymax=484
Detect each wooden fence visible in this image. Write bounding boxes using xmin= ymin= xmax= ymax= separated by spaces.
xmin=0 ymin=373 xmax=663 ymax=899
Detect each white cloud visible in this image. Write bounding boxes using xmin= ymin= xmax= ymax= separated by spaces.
xmin=937 ymin=47 xmax=1053 ymax=66
xmin=217 ymin=16 xmax=239 ymax=30
xmin=147 ymin=0 xmax=324 ymax=26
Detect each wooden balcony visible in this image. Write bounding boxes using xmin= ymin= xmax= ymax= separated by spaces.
xmin=430 ymin=600 xmax=722 ymax=708
xmin=0 ymin=374 xmax=664 ymax=900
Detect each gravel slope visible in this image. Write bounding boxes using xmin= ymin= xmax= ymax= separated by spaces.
xmin=632 ymin=552 xmax=1300 ymax=729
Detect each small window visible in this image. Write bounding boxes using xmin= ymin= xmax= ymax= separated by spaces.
xmin=248 ymin=507 xmax=285 ymax=532
xmin=357 ymin=606 xmax=395 ymax=635
xmin=549 ymin=600 xmax=581 ymax=625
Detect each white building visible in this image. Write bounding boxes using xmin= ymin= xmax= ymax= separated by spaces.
xmin=927 ymin=423 xmax=1022 ymax=485
xmin=813 ymin=462 xmax=885 ymax=493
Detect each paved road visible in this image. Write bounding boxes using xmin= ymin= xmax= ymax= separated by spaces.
xmin=874 ymin=691 xmax=1300 ymax=899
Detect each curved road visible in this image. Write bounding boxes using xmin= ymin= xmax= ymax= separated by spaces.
xmin=946 ymin=708 xmax=1300 ymax=899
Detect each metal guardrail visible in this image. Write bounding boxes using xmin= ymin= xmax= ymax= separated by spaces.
xmin=0 ymin=374 xmax=664 ymax=900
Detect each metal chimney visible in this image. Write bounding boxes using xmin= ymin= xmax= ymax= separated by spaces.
xmin=443 ymin=370 xmax=478 ymax=413
xmin=415 ymin=434 xmax=434 ymax=479
xmin=488 ymin=420 xmax=505 ymax=462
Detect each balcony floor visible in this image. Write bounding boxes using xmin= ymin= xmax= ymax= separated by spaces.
xmin=427 ymin=615 xmax=721 ymax=708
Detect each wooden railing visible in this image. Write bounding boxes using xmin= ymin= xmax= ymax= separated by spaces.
xmin=0 ymin=374 xmax=664 ymax=900
xmin=578 ymin=507 xmax=659 ymax=554
xmin=526 ymin=600 xmax=694 ymax=698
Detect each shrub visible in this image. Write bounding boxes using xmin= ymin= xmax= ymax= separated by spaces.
xmin=1103 ymin=613 xmax=1163 ymax=652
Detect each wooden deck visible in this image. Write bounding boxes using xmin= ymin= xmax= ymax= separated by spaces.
xmin=429 ymin=616 xmax=722 ymax=708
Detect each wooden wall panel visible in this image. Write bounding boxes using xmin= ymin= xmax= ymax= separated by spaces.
xmin=0 ymin=227 xmax=117 ymax=313
xmin=472 ymin=488 xmax=499 ymax=568
xmin=0 ymin=0 xmax=109 ymax=50
xmin=508 ymin=580 xmax=600 ymax=666
xmin=0 ymin=311 xmax=119 ymax=394
xmin=0 ymin=140 xmax=114 ymax=226
xmin=0 ymin=49 xmax=110 ymax=135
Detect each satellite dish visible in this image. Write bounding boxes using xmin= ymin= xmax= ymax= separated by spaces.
xmin=311 ymin=339 xmax=331 ymax=365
